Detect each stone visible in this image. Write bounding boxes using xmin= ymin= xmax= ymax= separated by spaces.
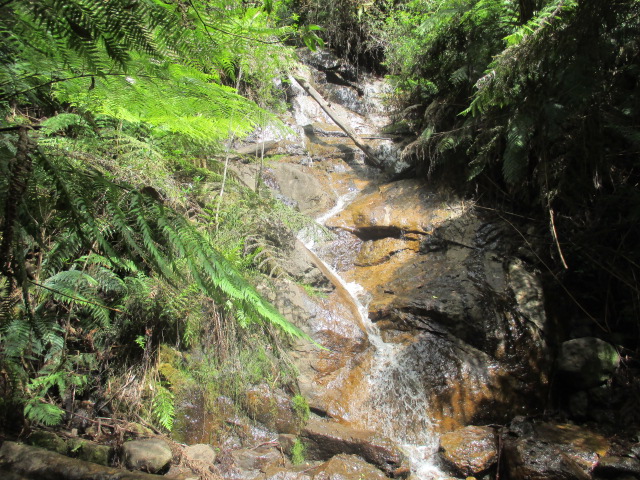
xmin=502 ymin=419 xmax=611 ymax=480
xmin=230 ymin=446 xmax=284 ymax=472
xmin=301 ymin=417 xmax=406 ymax=475
xmin=277 ymin=434 xmax=298 ymax=456
xmin=27 ymin=430 xmax=68 ymax=455
xmin=325 ymin=179 xmax=437 ymax=239
xmin=165 ymin=464 xmax=199 ymax=480
xmin=183 ymin=443 xmax=216 ymax=464
xmin=261 ymin=469 xmax=313 ymax=480
xmin=123 ymin=438 xmax=173 ymax=474
xmin=594 ymin=456 xmax=640 ymax=478
xmin=503 ymin=436 xmax=592 ymax=480
xmin=307 ymin=454 xmax=388 ymax=480
xmin=0 ymin=441 xmax=163 ymax=479
xmin=557 ymin=337 xmax=620 ymax=388
xmin=68 ymin=438 xmax=113 ymax=466
xmin=265 ymin=162 xmax=336 ymax=217
xmin=245 ymin=384 xmax=301 ymax=434
xmin=438 ymin=426 xmax=497 ymax=476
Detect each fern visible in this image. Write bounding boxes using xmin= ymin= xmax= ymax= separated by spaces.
xmin=151 ymin=382 xmax=175 ymax=431
xmin=502 ymin=113 xmax=534 ymax=184
xmin=24 ymin=399 xmax=65 ymax=426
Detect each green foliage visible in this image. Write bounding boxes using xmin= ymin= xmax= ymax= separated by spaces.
xmin=290 ymin=437 xmax=306 ymax=464
xmin=0 ymin=0 xmax=314 ymax=432
xmin=292 ymin=394 xmax=310 ymax=424
xmin=374 ymin=0 xmax=640 ymax=339
xmin=151 ymin=382 xmax=175 ymax=431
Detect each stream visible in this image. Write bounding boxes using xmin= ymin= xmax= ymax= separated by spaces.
xmin=225 ymin=49 xmax=550 ymax=479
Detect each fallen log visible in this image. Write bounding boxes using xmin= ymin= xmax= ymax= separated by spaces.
xmin=292 ymin=75 xmax=381 ymax=168
xmin=234 ymin=140 xmax=278 ymax=157
xmin=0 ymin=441 xmax=164 ymax=480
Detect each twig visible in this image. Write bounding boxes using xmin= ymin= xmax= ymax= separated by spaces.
xmin=497 ymin=213 xmax=608 ymax=332
xmin=549 ymin=207 xmax=568 ymax=269
xmin=473 ymin=204 xmax=537 ymax=221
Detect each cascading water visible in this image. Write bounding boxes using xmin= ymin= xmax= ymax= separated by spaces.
xmin=299 ymin=191 xmax=444 ymax=479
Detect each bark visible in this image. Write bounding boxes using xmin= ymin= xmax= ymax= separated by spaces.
xmin=0 ymin=441 xmax=164 ymax=480
xmin=292 ymin=75 xmax=381 ymax=168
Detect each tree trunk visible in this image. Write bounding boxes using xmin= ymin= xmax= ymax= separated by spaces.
xmin=292 ymin=75 xmax=381 ymax=168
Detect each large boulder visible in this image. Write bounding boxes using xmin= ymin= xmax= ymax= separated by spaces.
xmin=438 ymin=426 xmax=497 ymax=477
xmin=122 ymin=438 xmax=172 ymax=474
xmin=502 ymin=418 xmax=612 ymax=480
xmin=301 ymin=417 xmax=406 ymax=476
xmin=557 ymin=337 xmax=620 ymax=389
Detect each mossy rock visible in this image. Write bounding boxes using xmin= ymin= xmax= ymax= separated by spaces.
xmin=127 ymin=422 xmax=155 ymax=437
xmin=68 ymin=438 xmax=113 ymax=466
xmin=27 ymin=431 xmax=68 ymax=455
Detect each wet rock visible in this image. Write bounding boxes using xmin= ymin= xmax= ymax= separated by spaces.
xmin=325 ymin=179 xmax=446 ymax=239
xmin=263 ymin=273 xmax=370 ymax=417
xmin=232 ymin=446 xmax=284 ymax=471
xmin=266 ymin=163 xmax=336 ymax=217
xmin=165 ymin=464 xmax=199 ymax=480
xmin=277 ymin=434 xmax=298 ymax=457
xmin=355 ymin=238 xmax=416 ymax=267
xmin=260 ymin=469 xmax=313 ymax=480
xmin=301 ymin=417 xmax=406 ymax=475
xmin=245 ymin=384 xmax=301 ymax=434
xmin=215 ymin=445 xmax=287 ymax=480
xmin=122 ymin=438 xmax=172 ymax=474
xmin=438 ymin=426 xmax=497 ymax=477
xmin=0 ymin=441 xmax=162 ymax=479
xmin=557 ymin=337 xmax=620 ymax=388
xmin=306 ymin=454 xmax=388 ymax=480
xmin=364 ymin=211 xmax=551 ymax=430
xmin=503 ymin=435 xmax=592 ymax=480
xmin=594 ymin=456 xmax=640 ymax=478
xmin=502 ymin=419 xmax=611 ymax=479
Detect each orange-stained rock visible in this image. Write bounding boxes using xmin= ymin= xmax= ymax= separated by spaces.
xmin=301 ymin=418 xmax=407 ymax=475
xmin=439 ymin=426 xmax=497 ymax=476
xmin=325 ymin=179 xmax=464 ymax=238
xmin=306 ymin=454 xmax=388 ymax=480
xmin=355 ymin=238 xmax=418 ymax=267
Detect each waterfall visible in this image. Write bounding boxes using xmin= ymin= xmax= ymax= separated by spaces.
xmin=298 ymin=191 xmax=444 ymax=479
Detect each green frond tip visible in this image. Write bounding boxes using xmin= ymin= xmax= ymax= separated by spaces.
xmin=24 ymin=399 xmax=64 ymax=426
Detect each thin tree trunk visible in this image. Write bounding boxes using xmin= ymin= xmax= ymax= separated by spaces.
xmin=292 ymin=75 xmax=381 ymax=168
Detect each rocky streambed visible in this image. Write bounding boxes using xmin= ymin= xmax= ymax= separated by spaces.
xmin=3 ymin=49 xmax=639 ymax=480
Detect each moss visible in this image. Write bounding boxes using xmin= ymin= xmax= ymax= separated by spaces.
xmin=291 ymin=438 xmax=306 ymax=465
xmin=292 ymin=394 xmax=310 ymax=425
xmin=68 ymin=438 xmax=113 ymax=466
xmin=27 ymin=431 xmax=68 ymax=455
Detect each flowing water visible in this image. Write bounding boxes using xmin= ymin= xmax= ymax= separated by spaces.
xmin=235 ymin=51 xmax=547 ymax=478
xmin=300 ymin=191 xmax=444 ymax=478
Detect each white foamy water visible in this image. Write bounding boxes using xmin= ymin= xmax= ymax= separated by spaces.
xmin=298 ymin=193 xmax=444 ymax=479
